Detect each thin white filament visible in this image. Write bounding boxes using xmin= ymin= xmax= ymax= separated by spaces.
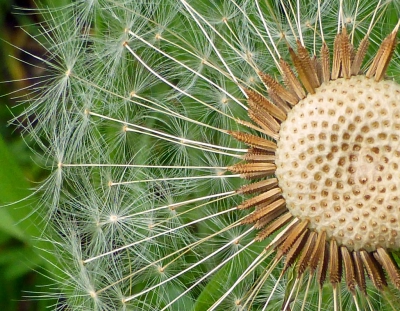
xmin=208 ymin=249 xmax=277 ymax=311
xmin=110 ymin=174 xmax=241 ymax=186
xmin=97 ymin=190 xmax=237 ymax=226
xmin=128 ymin=30 xmax=246 ymax=109
xmin=352 ymin=294 xmax=361 ymax=311
xmin=120 ymin=191 xmax=236 ymax=220
xmin=243 ymin=256 xmax=280 ymax=309
xmin=333 ymin=286 xmax=338 ymax=311
xmin=125 ymin=126 xmax=245 ymax=154
xmin=88 ymin=109 xmax=248 ymax=154
xmin=132 ymin=93 xmax=230 ymax=134
xmin=96 ymin=217 xmax=244 ymax=295
xmin=296 ymin=0 xmax=304 ymax=46
xmin=300 ymin=275 xmax=313 ymax=311
xmin=255 ymin=0 xmax=281 ymax=58
xmin=123 ymin=42 xmax=241 ymax=120
xmin=282 ymin=277 xmax=300 ymax=311
xmin=279 ymin=1 xmax=298 ymax=42
xmin=75 ymin=73 xmax=235 ymax=136
xmin=367 ymin=0 xmax=383 ymax=35
xmin=61 ymin=163 xmax=227 ymax=170
xmin=209 ymin=217 xmax=300 ymax=311
xmin=338 ymin=0 xmax=344 ymax=32
xmin=180 ymin=0 xmax=247 ymax=98
xmin=227 ymin=0 xmax=280 ymax=67
xmin=317 ymin=0 xmax=325 ymax=42
xmin=123 ymin=226 xmax=255 ymax=302
xmin=350 ymin=0 xmax=361 ymax=44
xmin=261 ymin=270 xmax=283 ymax=311
xmin=160 ymin=238 xmax=256 ymax=311
xmin=84 ymin=206 xmax=237 ymax=264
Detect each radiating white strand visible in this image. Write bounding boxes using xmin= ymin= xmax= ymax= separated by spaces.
xmin=96 ymin=217 xmax=244 ymax=295
xmin=210 ymin=254 xmax=283 ymax=311
xmin=88 ymin=110 xmax=247 ymax=154
xmin=352 ymin=294 xmax=361 ymax=311
xmin=125 ymin=126 xmax=244 ymax=155
xmin=222 ymin=17 xmax=241 ymax=43
xmin=317 ymin=0 xmax=325 ymax=43
xmin=99 ymin=192 xmax=237 ymax=233
xmin=74 ymin=74 xmax=235 ymax=136
xmin=121 ymin=191 xmax=236 ymax=220
xmin=109 ymin=0 xmax=252 ymax=98
xmin=337 ymin=0 xmax=344 ymax=32
xmin=209 ymin=217 xmax=300 ymax=311
xmin=180 ymin=0 xmax=250 ymax=97
xmin=365 ymin=294 xmax=374 ymax=311
xmin=156 ymin=35 xmax=244 ymax=88
xmin=255 ymin=0 xmax=281 ymax=58
xmin=125 ymin=127 xmax=239 ymax=159
xmin=160 ymin=237 xmax=256 ymax=311
xmin=350 ymin=0 xmax=361 ymax=43
xmin=128 ymin=30 xmax=246 ymax=109
xmin=133 ymin=94 xmax=228 ymax=134
xmin=339 ymin=285 xmax=343 ymax=311
xmin=296 ymin=0 xmax=304 ymax=46
xmin=123 ymin=226 xmax=255 ymax=302
xmin=287 ymin=0 xmax=302 ymax=44
xmin=294 ymin=273 xmax=305 ymax=310
xmin=367 ymin=0 xmax=383 ymax=35
xmin=5 ymin=29 xmax=68 ymax=78
xmin=283 ymin=277 xmax=300 ymax=311
xmin=61 ymin=163 xmax=227 ymax=170
xmin=383 ymin=290 xmax=398 ymax=311
xmin=100 ymin=190 xmax=236 ymax=227
xmin=312 ymin=12 xmax=318 ymax=56
xmin=333 ymin=286 xmax=338 ymax=311
xmin=208 ymin=248 xmax=274 ymax=311
xmin=123 ymin=42 xmax=242 ymax=119
xmin=279 ymin=0 xmax=298 ymax=42
xmin=318 ymin=286 xmax=322 ymax=311
xmin=84 ymin=206 xmax=237 ymax=264
xmin=243 ymin=256 xmax=280 ymax=309
xmin=300 ymin=275 xmax=313 ymax=311
xmin=125 ymin=127 xmax=243 ymax=158
xmin=227 ymin=0 xmax=280 ymax=68
xmin=261 ymin=269 xmax=284 ymax=311
xmin=110 ymin=174 xmax=241 ymax=186
xmin=2 ymin=75 xmax=52 ymax=97
xmin=263 ymin=260 xmax=284 ymax=311
xmin=151 ymin=193 xmax=237 ymax=228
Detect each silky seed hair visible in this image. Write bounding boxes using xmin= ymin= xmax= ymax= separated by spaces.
xmin=16 ymin=0 xmax=400 ymax=310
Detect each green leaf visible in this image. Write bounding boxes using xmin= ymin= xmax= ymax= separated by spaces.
xmin=0 ymin=134 xmax=54 ymax=265
xmin=0 ymin=135 xmax=34 ymax=241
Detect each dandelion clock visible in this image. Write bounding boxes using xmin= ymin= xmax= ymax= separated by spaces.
xmin=17 ymin=0 xmax=400 ymax=310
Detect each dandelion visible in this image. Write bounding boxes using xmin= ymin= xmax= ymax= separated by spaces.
xmin=17 ymin=0 xmax=400 ymax=310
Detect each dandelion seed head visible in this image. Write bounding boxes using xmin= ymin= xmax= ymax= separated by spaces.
xmin=15 ymin=0 xmax=400 ymax=310
xmin=89 ymin=290 xmax=97 ymax=298
xmin=108 ymin=214 xmax=119 ymax=224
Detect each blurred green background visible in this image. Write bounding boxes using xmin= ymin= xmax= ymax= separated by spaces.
xmin=0 ymin=0 xmax=52 ymax=310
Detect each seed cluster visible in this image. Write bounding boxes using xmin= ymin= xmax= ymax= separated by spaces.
xmin=276 ymin=76 xmax=400 ymax=251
